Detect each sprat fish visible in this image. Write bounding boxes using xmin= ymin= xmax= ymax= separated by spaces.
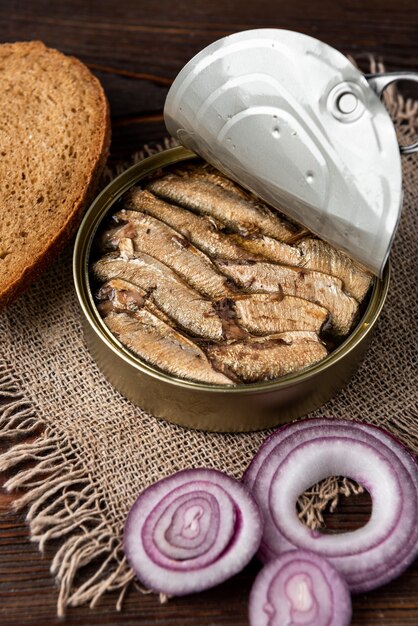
xmin=218 ymin=260 xmax=358 ymax=335
xmin=207 ymin=331 xmax=327 ymax=382
xmin=93 ymin=253 xmax=224 ymax=341
xmin=103 ymin=310 xmax=234 ymax=385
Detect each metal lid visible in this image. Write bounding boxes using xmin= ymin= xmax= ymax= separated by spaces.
xmin=164 ymin=29 xmax=417 ymax=276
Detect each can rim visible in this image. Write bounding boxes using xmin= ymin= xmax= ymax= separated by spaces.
xmin=73 ymin=146 xmax=390 ymax=395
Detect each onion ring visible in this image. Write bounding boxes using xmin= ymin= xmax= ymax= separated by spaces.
xmin=249 ymin=549 xmax=352 ymax=626
xmin=124 ymin=468 xmax=262 ymax=595
xmin=244 ymin=419 xmax=418 ymax=592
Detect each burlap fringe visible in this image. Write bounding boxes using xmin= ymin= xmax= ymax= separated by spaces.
xmin=0 ymin=61 xmax=416 ymax=615
xmin=0 ymin=361 xmax=364 ymax=615
xmin=0 ymin=361 xmax=135 ymax=616
xmin=297 ymin=476 xmax=364 ymax=530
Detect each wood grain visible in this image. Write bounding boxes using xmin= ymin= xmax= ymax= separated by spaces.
xmin=1 ymin=0 xmax=417 ymax=160
xmin=1 ymin=0 xmax=417 ymax=624
xmin=1 ymin=472 xmax=417 ymax=626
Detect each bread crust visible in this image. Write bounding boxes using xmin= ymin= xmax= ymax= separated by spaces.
xmin=0 ymin=41 xmax=111 ymax=309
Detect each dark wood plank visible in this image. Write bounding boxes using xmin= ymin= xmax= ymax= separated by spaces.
xmin=1 ymin=0 xmax=417 ymax=624
xmin=1 ymin=0 xmax=417 ymax=161
xmin=1 ymin=480 xmax=417 ymax=626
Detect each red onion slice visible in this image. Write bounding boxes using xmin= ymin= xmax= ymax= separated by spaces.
xmin=249 ymin=550 xmax=352 ymax=626
xmin=124 ymin=468 xmax=263 ymax=595
xmin=244 ymin=418 xmax=333 ymax=490
xmin=245 ymin=419 xmax=418 ymax=592
xmin=249 ymin=424 xmax=405 ymax=559
xmin=142 ymin=484 xmax=234 ymax=570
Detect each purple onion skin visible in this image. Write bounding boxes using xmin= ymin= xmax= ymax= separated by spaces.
xmin=124 ymin=468 xmax=263 ymax=596
xmin=245 ymin=418 xmax=418 ymax=593
xmin=243 ymin=417 xmax=418 ymax=489
xmin=243 ymin=418 xmax=332 ymax=490
xmin=249 ymin=550 xmax=352 ymax=626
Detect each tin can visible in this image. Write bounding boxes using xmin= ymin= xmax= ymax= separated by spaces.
xmin=73 ymin=146 xmax=389 ymax=433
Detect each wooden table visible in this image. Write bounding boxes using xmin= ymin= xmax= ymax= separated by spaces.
xmin=1 ymin=1 xmax=417 ymax=624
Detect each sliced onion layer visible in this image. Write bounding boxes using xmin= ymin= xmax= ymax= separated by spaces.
xmin=243 ymin=418 xmax=418 ymax=592
xmin=249 ymin=550 xmax=352 ymax=626
xmin=124 ymin=468 xmax=262 ymax=595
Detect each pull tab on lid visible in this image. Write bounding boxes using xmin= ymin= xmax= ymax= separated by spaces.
xmin=164 ymin=29 xmax=405 ymax=277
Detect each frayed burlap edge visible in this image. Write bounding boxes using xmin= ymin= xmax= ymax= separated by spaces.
xmin=0 ymin=359 xmax=363 ymax=615
xmin=0 ymin=360 xmax=136 ymax=616
xmin=0 ymin=66 xmax=417 ymax=616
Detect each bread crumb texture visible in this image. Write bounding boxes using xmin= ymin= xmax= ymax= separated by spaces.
xmin=0 ymin=41 xmax=110 ymax=307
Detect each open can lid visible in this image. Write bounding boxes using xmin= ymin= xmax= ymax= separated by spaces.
xmin=164 ymin=29 xmax=411 ymax=277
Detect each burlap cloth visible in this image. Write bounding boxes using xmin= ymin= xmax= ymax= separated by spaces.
xmin=0 ymin=75 xmax=417 ymax=616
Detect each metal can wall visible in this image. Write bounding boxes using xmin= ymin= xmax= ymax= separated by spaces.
xmin=73 ymin=146 xmax=390 ymax=432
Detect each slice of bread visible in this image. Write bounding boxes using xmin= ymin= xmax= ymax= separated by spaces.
xmin=0 ymin=41 xmax=110 ymax=308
